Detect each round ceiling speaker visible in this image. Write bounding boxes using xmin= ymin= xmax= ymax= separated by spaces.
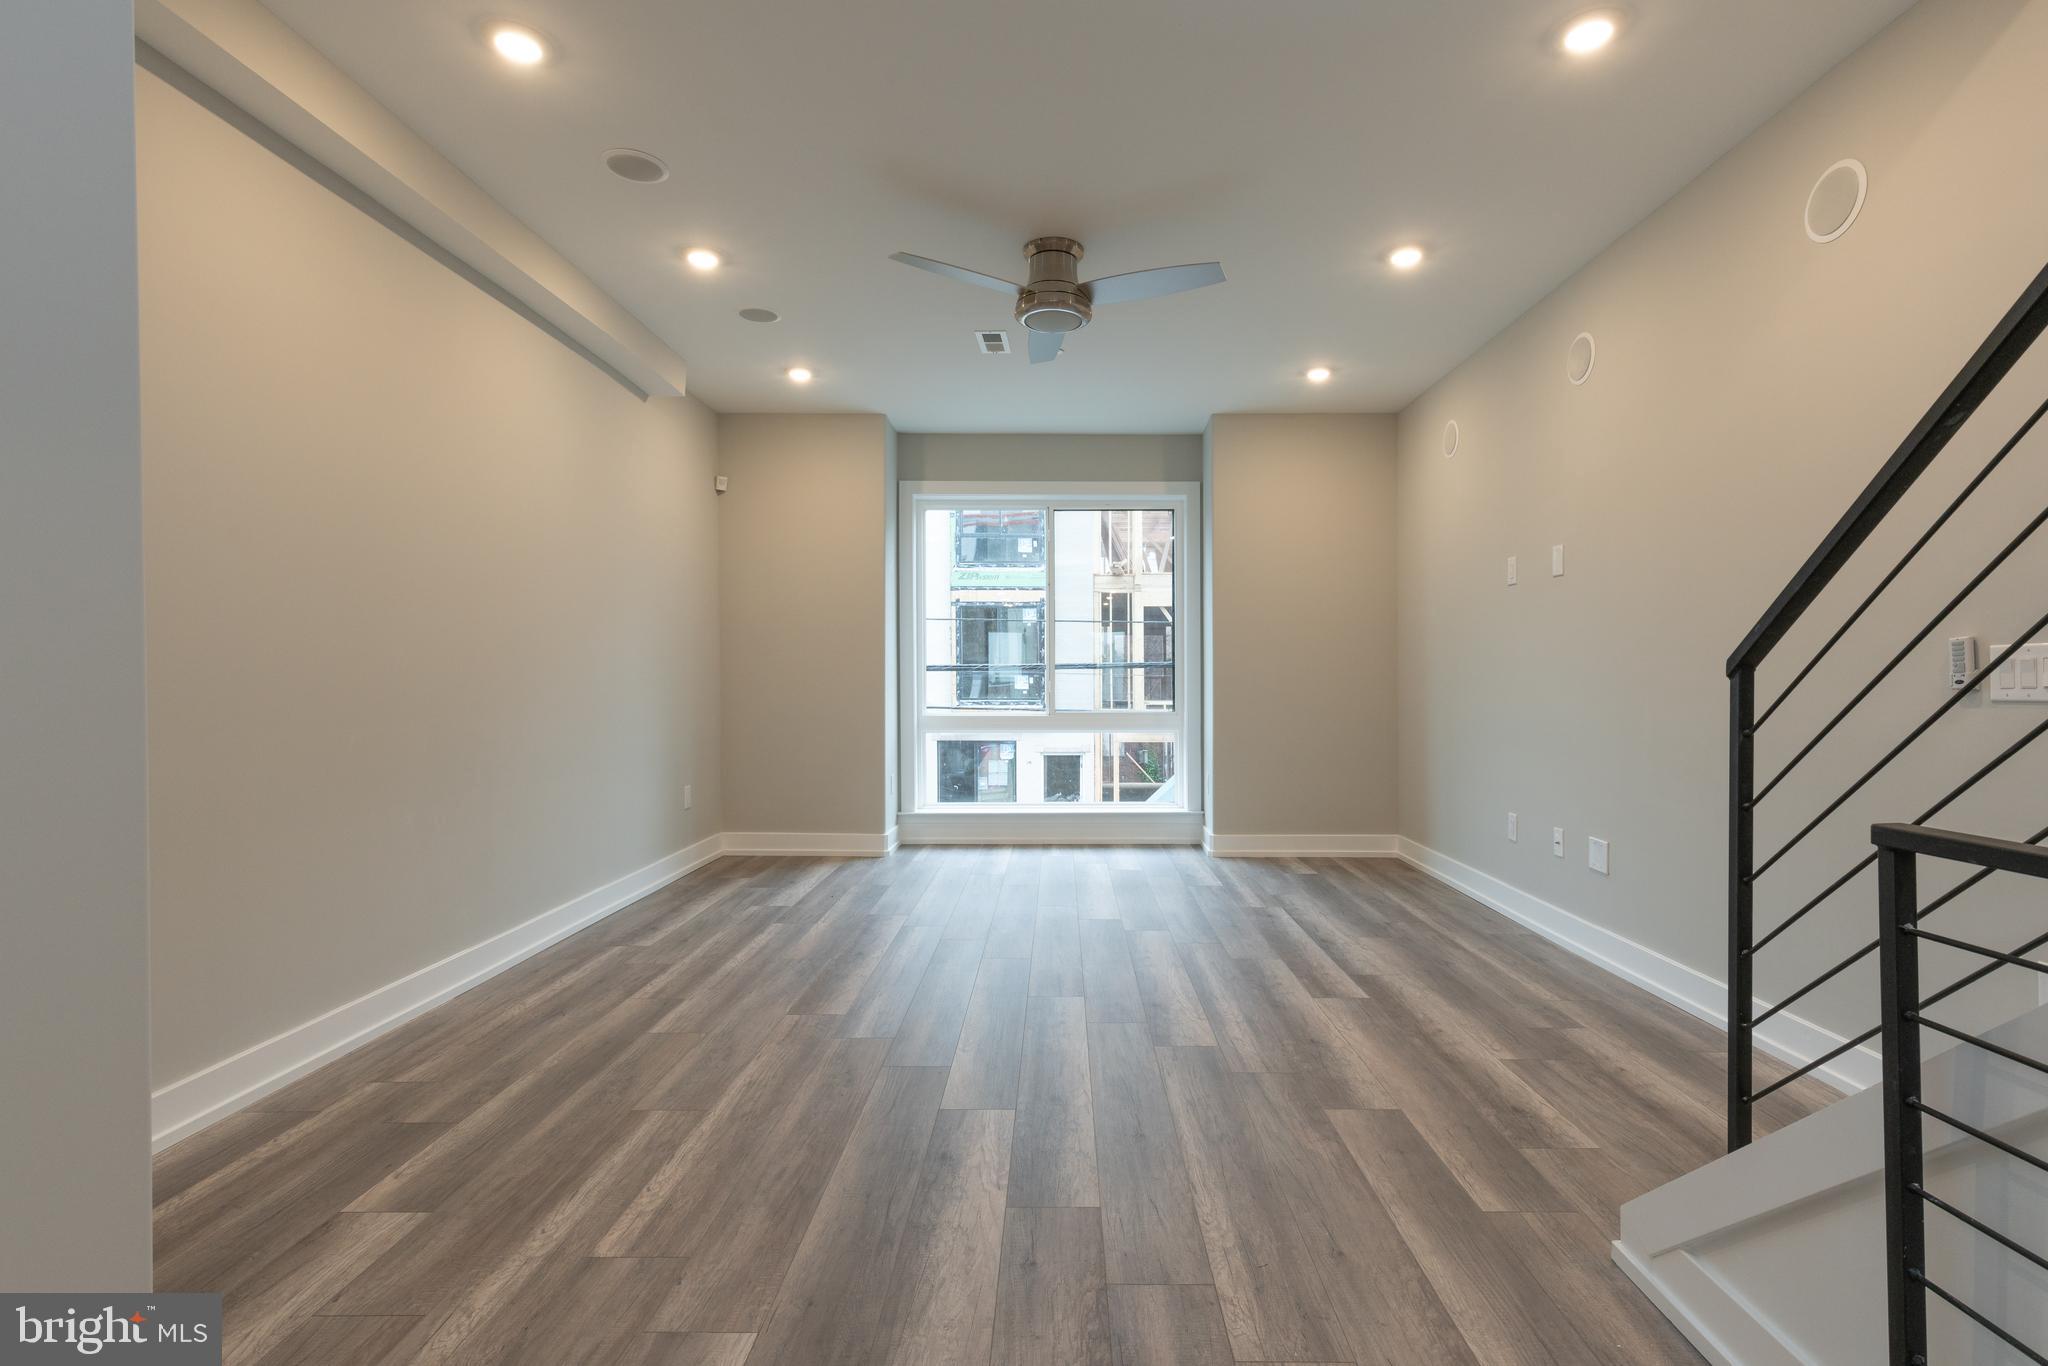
xmin=1566 ymin=332 xmax=1596 ymax=385
xmin=1805 ymin=159 xmax=1867 ymax=243
xmin=738 ymin=308 xmax=780 ymax=323
xmin=1442 ymin=420 xmax=1460 ymax=458
xmin=602 ymin=148 xmax=670 ymax=184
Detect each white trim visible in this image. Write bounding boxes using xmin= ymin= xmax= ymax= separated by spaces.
xmin=722 ymin=831 xmax=898 ymax=856
xmin=150 ymin=833 xmax=725 ymax=1152
xmin=900 ymin=810 xmax=1201 ymax=846
xmin=1396 ymin=837 xmax=1879 ymax=1094
xmin=1611 ymin=1241 xmax=1799 ymax=1366
xmin=1203 ymin=832 xmax=1400 ymax=857
xmin=899 ymin=481 xmax=1201 ymax=816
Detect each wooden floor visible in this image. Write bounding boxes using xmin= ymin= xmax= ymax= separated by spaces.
xmin=155 ymin=847 xmax=1833 ymax=1365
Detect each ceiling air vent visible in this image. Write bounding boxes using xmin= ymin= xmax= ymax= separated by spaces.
xmin=976 ymin=330 xmax=1011 ymax=355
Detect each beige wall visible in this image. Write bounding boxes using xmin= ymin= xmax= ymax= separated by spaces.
xmin=897 ymin=432 xmax=1203 ymax=484
xmin=1208 ymin=414 xmax=1400 ymax=839
xmin=1395 ymin=0 xmax=2048 ymax=1041
xmin=718 ymin=413 xmax=896 ymax=837
xmin=139 ymin=63 xmax=724 ymax=1089
xmin=1 ymin=1 xmax=153 ymax=1291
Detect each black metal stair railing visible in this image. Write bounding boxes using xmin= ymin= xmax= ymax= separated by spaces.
xmin=1873 ymin=823 xmax=2048 ymax=1366
xmin=1726 ymin=260 xmax=2048 ymax=1152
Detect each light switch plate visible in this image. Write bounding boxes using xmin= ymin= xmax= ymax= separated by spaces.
xmin=1988 ymin=643 xmax=2048 ymax=702
xmin=1588 ymin=836 xmax=1609 ymax=875
xmin=1551 ymin=827 xmax=1564 ymax=857
xmin=1551 ymin=544 xmax=1565 ymax=577
xmin=1507 ymin=812 xmax=1518 ymax=842
xmin=1506 ymin=555 xmax=1518 ymax=587
xmin=684 ymin=784 xmax=693 ymax=810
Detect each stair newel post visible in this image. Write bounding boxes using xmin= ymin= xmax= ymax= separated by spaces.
xmin=1729 ymin=666 xmax=1756 ymax=1151
xmin=1876 ymin=840 xmax=1928 ymax=1366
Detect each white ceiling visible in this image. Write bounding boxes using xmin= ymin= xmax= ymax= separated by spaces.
xmin=261 ymin=0 xmax=1911 ymax=432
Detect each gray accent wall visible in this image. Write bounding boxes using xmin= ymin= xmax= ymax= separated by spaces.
xmin=1394 ymin=0 xmax=2048 ymax=1043
xmin=139 ymin=61 xmax=724 ymax=1092
xmin=1 ymin=0 xmax=152 ymax=1290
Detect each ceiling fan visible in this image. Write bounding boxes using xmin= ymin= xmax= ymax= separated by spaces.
xmin=889 ymin=237 xmax=1225 ymax=363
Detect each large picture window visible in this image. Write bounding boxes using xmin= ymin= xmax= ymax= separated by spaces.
xmin=902 ymin=484 xmax=1198 ymax=815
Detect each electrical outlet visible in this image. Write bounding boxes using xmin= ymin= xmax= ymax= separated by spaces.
xmin=1588 ymin=836 xmax=1609 ymax=875
xmin=1507 ymin=811 xmax=1518 ymax=842
xmin=1551 ymin=544 xmax=1565 ymax=577
xmin=1551 ymin=826 xmax=1564 ymax=857
xmin=1506 ymin=555 xmax=1518 ymax=587
xmin=683 ymin=784 xmax=693 ymax=810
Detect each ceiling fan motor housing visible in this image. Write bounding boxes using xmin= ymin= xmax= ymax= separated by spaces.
xmin=1016 ymin=236 xmax=1092 ymax=333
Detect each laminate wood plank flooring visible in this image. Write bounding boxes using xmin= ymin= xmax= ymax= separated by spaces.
xmin=154 ymin=848 xmax=1834 ymax=1363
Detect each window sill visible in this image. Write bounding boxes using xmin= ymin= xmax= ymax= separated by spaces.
xmin=897 ymin=807 xmax=1203 ymax=846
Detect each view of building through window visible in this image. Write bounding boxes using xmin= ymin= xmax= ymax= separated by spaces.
xmin=914 ymin=499 xmax=1186 ymax=809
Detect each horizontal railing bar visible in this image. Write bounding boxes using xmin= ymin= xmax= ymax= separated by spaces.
xmin=1758 ymin=912 xmax=2048 ymax=1102
xmin=1876 ymin=822 xmax=2048 ymax=878
xmin=1911 ymin=1014 xmax=2048 ymax=1081
xmin=1922 ymin=924 xmax=2048 ymax=1017
xmin=1753 ymin=498 xmax=2048 ymax=803
xmin=1760 ymin=823 xmax=2048 ymax=1024
xmin=1754 ymin=940 xmax=1873 ymax=1025
xmin=1752 ymin=396 xmax=2048 ymax=735
xmin=1917 ymin=1184 xmax=2048 ymax=1280
xmin=1753 ymin=650 xmax=2048 ymax=880
xmin=1729 ymin=260 xmax=2048 ymax=677
xmin=1751 ymin=724 xmax=2048 ymax=951
xmin=1749 ymin=1027 xmax=1878 ymax=1101
xmin=1916 ymin=1275 xmax=2048 ymax=1366
xmin=1910 ymin=1100 xmax=2048 ymax=1180
xmin=1907 ymin=926 xmax=2048 ymax=975
xmin=1917 ymin=821 xmax=2048 ymax=917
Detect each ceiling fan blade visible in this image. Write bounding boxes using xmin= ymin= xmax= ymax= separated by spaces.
xmin=1028 ymin=329 xmax=1065 ymax=364
xmin=1083 ymin=261 xmax=1225 ymax=306
xmin=888 ymin=252 xmax=1020 ymax=293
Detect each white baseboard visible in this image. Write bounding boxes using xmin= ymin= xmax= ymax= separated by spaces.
xmin=1396 ymin=837 xmax=1879 ymax=1095
xmin=721 ymin=831 xmax=898 ymax=856
xmin=149 ymin=833 xmax=725 ymax=1152
xmin=1202 ymin=832 xmax=1400 ymax=858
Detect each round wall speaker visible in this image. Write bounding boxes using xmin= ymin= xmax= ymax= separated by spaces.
xmin=602 ymin=148 xmax=670 ymax=184
xmin=1566 ymin=332 xmax=1596 ymax=385
xmin=738 ymin=308 xmax=781 ymax=324
xmin=1442 ymin=420 xmax=1460 ymax=458
xmin=1805 ymin=159 xmax=1867 ymax=243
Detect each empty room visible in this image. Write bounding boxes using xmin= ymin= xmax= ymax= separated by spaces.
xmin=9 ymin=1 xmax=2048 ymax=1363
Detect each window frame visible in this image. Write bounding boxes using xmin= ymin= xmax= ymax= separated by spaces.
xmin=898 ymin=481 xmax=1202 ymax=820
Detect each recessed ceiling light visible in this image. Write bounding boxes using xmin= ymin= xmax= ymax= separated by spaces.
xmin=1561 ymin=13 xmax=1618 ymax=55
xmin=738 ymin=308 xmax=780 ymax=324
xmin=1305 ymin=367 xmax=1332 ymax=384
xmin=489 ymin=24 xmax=547 ymax=66
xmin=1388 ymin=245 xmax=1425 ymax=270
xmin=684 ymin=248 xmax=721 ymax=271
xmin=786 ymin=367 xmax=814 ymax=384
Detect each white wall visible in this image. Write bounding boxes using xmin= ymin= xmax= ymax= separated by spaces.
xmin=139 ymin=60 xmax=724 ymax=1093
xmin=0 ymin=0 xmax=153 ymax=1290
xmin=1208 ymin=414 xmax=1400 ymax=843
xmin=1395 ymin=0 xmax=2048 ymax=1044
